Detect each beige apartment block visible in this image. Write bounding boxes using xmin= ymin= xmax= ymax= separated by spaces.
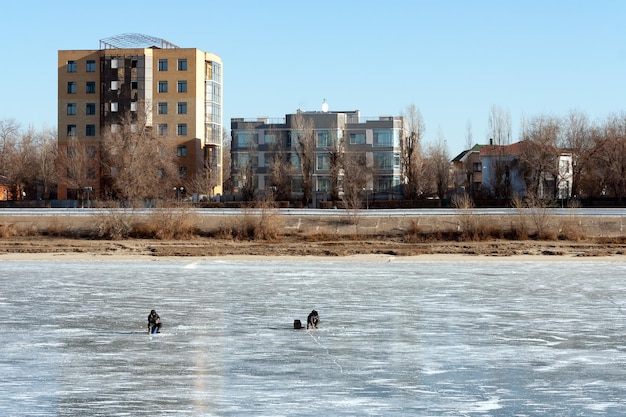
xmin=58 ymin=34 xmax=223 ymax=201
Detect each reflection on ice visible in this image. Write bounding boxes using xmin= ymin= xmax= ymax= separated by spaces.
xmin=1 ymin=259 xmax=625 ymax=416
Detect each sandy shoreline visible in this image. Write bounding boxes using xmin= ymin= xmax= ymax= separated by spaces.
xmin=1 ymin=251 xmax=625 ymax=263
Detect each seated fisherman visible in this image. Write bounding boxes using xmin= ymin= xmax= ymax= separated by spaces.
xmin=148 ymin=309 xmax=162 ymax=334
xmin=307 ymin=310 xmax=319 ymax=329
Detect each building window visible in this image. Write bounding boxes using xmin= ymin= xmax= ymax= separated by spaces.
xmin=158 ymin=59 xmax=168 ymax=71
xmin=178 ymin=59 xmax=187 ymax=71
xmin=158 ymin=102 xmax=168 ymax=115
xmin=131 ymin=101 xmax=138 ymax=112
xmin=317 ymin=130 xmax=331 ymax=147
xmin=177 ymin=124 xmax=187 ymax=136
xmin=110 ymin=102 xmax=118 ymax=112
xmin=316 ymin=154 xmax=330 ymax=171
xmin=374 ymin=152 xmax=393 ymax=170
xmin=178 ymin=166 xmax=187 ymax=178
xmin=86 ymin=82 xmax=96 ymax=94
xmin=66 ymin=146 xmax=76 ymax=158
xmin=177 ymin=145 xmax=187 ymax=157
xmin=86 ymin=60 xmax=96 ymax=72
xmin=67 ymin=103 xmax=76 ymax=115
xmin=350 ymin=133 xmax=366 ymax=145
xmin=67 ymin=82 xmax=77 ymax=94
xmin=67 ymin=61 xmax=77 ymax=72
xmin=87 ymin=167 xmax=96 ymax=179
xmin=177 ymin=81 xmax=187 ymax=93
xmin=86 ymin=146 xmax=96 ymax=158
xmin=237 ymin=131 xmax=258 ymax=147
xmin=67 ymin=125 xmax=76 ymax=136
xmin=373 ymin=129 xmax=395 ymax=147
xmin=473 ymin=162 xmax=482 ymax=172
xmin=131 ymin=81 xmax=138 ymax=90
xmin=317 ymin=177 xmax=331 ymax=192
xmin=177 ymin=102 xmax=187 ymax=114
xmin=111 ymin=59 xmax=119 ymax=69
xmin=111 ymin=81 xmax=118 ymax=91
xmin=86 ymin=103 xmax=96 ymax=115
xmin=131 ymin=59 xmax=138 ymax=68
xmin=158 ymin=81 xmax=168 ymax=93
xmin=158 ymin=124 xmax=168 ymax=136
xmin=86 ymin=124 xmax=96 ymax=136
xmin=111 ymin=123 xmax=119 ymax=133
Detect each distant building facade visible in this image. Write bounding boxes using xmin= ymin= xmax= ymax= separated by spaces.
xmin=230 ymin=107 xmax=404 ymax=204
xmin=452 ymin=141 xmax=573 ymax=200
xmin=57 ymin=34 xmax=223 ymax=200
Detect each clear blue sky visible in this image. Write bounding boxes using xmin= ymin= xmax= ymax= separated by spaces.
xmin=1 ymin=0 xmax=625 ymax=154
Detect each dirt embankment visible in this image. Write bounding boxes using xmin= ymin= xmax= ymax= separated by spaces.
xmin=0 ymin=235 xmax=625 ymax=259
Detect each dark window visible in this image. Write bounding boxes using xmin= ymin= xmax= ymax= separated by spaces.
xmin=86 ymin=60 xmax=96 ymax=72
xmin=158 ymin=59 xmax=168 ymax=71
xmin=158 ymin=81 xmax=168 ymax=93
xmin=177 ymin=145 xmax=187 ymax=157
xmin=67 ymin=103 xmax=76 ymax=115
xmin=67 ymin=61 xmax=77 ymax=72
xmin=178 ymin=59 xmax=187 ymax=71
xmin=67 ymin=125 xmax=76 ymax=136
xmin=86 ymin=103 xmax=96 ymax=115
xmin=177 ymin=102 xmax=187 ymax=114
xmin=86 ymin=82 xmax=96 ymax=94
xmin=67 ymin=82 xmax=77 ymax=94
xmin=86 ymin=124 xmax=96 ymax=136
xmin=177 ymin=80 xmax=187 ymax=93
xmin=177 ymin=124 xmax=187 ymax=136
xmin=158 ymin=102 xmax=168 ymax=115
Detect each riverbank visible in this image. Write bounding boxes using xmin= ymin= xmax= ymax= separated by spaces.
xmin=0 ymin=235 xmax=625 ymax=262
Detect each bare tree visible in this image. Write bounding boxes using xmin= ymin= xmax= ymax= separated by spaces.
xmin=100 ymin=110 xmax=177 ymax=203
xmin=519 ymin=114 xmax=561 ymax=198
xmin=560 ymin=110 xmax=596 ymax=199
xmin=341 ymin=151 xmax=369 ymax=212
xmin=266 ymin=127 xmax=292 ymax=201
xmin=10 ymin=127 xmax=45 ymax=200
xmin=426 ymin=129 xmax=451 ymax=200
xmin=185 ymin=146 xmax=221 ymax=200
xmin=221 ymin=130 xmax=232 ymax=195
xmin=326 ymin=125 xmax=344 ymax=202
xmin=400 ymin=104 xmax=426 ymax=200
xmin=487 ymin=105 xmax=513 ymax=199
xmin=292 ymin=111 xmax=316 ymax=206
xmin=465 ymin=120 xmax=474 ymax=150
xmin=0 ymin=119 xmax=20 ymax=180
xmin=58 ymin=135 xmax=98 ymax=205
xmin=593 ymin=113 xmax=626 ymax=201
xmin=36 ymin=127 xmax=58 ymax=200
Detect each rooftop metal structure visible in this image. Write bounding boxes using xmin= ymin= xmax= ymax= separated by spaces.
xmin=99 ymin=33 xmax=179 ymax=50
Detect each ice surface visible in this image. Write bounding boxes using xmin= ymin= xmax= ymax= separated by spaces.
xmin=1 ymin=259 xmax=626 ymax=416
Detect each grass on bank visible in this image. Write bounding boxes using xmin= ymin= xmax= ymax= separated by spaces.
xmin=0 ymin=199 xmax=620 ymax=244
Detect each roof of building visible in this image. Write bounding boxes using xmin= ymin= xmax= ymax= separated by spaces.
xmin=451 ymin=144 xmax=486 ymax=162
xmin=479 ymin=141 xmax=524 ymax=156
xmin=99 ymin=33 xmax=179 ymax=50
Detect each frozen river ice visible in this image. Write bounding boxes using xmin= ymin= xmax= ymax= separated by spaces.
xmin=1 ymin=258 xmax=626 ymax=416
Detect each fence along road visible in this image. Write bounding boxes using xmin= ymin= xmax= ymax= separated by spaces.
xmin=1 ymin=208 xmax=626 ymax=217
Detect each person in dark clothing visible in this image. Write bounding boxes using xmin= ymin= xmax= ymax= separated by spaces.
xmin=148 ymin=310 xmax=162 ymax=334
xmin=307 ymin=310 xmax=319 ymax=329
